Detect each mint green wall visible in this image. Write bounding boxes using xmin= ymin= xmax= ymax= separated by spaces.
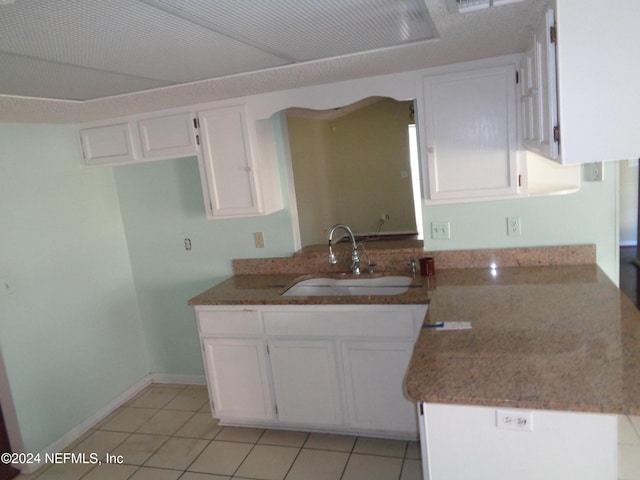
xmin=423 ymin=162 xmax=619 ymax=282
xmin=0 ymin=124 xmax=149 ymax=454
xmin=113 ymin=156 xmax=295 ymax=375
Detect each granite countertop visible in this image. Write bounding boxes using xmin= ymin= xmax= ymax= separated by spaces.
xmin=405 ymin=264 xmax=640 ymax=415
xmin=187 ymin=272 xmax=432 ymax=305
xmin=188 ymin=244 xmax=640 ymax=415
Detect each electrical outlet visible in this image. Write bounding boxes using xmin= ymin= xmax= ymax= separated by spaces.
xmin=431 ymin=221 xmax=451 ymax=240
xmin=496 ymin=409 xmax=533 ymax=431
xmin=254 ymin=232 xmax=265 ymax=248
xmin=507 ymin=216 xmax=521 ymax=236
xmin=585 ymin=162 xmax=604 ymax=181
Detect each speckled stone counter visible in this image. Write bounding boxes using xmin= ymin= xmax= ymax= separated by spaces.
xmin=405 ymin=264 xmax=640 ymax=415
xmin=187 ymin=272 xmax=432 ymax=305
xmin=189 ymin=244 xmax=640 ymax=416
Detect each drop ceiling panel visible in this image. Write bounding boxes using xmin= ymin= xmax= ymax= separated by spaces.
xmin=0 ymin=53 xmax=170 ymax=101
xmin=0 ymin=0 xmax=292 ymax=98
xmin=143 ymin=0 xmax=436 ymax=61
xmin=0 ymin=0 xmax=547 ymax=106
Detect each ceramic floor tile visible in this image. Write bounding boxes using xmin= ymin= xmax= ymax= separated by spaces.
xmin=285 ymin=448 xmax=349 ymax=480
xmin=352 ymin=437 xmax=407 ymax=458
xmin=341 ymin=453 xmax=403 ymax=480
xmin=405 ymin=441 xmax=421 ymax=460
xmin=30 ymin=461 xmax=95 ymax=480
xmin=180 ymin=473 xmax=231 ymax=480
xmin=258 ymin=430 xmax=308 ymax=447
xmin=79 ymin=463 xmax=138 ymax=480
xmin=400 ymin=459 xmax=423 ymax=480
xmin=234 ymin=444 xmax=299 ymax=480
xmin=629 ymin=415 xmax=640 ymax=440
xmin=69 ymin=430 xmax=130 ymax=459
xmin=619 ymin=444 xmax=640 ymax=480
xmin=164 ymin=386 xmax=209 ymax=411
xmin=188 ymin=441 xmax=253 ymax=476
xmin=128 ymin=466 xmax=183 ymax=480
xmin=127 ymin=385 xmax=185 ymax=409
xmin=174 ymin=412 xmax=222 ymax=439
xmin=215 ymin=426 xmax=265 ymax=443
xmin=98 ymin=407 xmax=157 ymax=433
xmin=144 ymin=437 xmax=209 ymax=470
xmin=111 ymin=433 xmax=170 ymax=465
xmin=136 ymin=409 xmax=194 ymax=435
xmin=303 ymin=433 xmax=356 ymax=452
xmin=619 ymin=416 xmax=640 ymax=445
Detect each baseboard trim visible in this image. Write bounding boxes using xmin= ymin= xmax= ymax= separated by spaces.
xmin=19 ymin=373 xmax=205 ymax=474
xmin=150 ymin=373 xmax=206 ymax=385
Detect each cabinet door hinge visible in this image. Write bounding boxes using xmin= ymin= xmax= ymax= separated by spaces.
xmin=193 ymin=117 xmax=200 ymax=129
xmin=518 ymin=174 xmax=522 ymax=188
xmin=515 ymin=70 xmax=519 ymax=84
xmin=274 ymin=404 xmax=278 ymax=415
xmin=553 ymin=125 xmax=560 ymax=143
xmin=419 ymin=403 xmax=424 ymax=416
xmin=196 ymin=134 xmax=200 ymax=146
xmin=266 ymin=344 xmax=270 ymax=355
xmin=550 ymin=25 xmax=557 ymax=43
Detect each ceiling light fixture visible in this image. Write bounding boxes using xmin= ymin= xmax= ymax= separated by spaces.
xmin=445 ymin=0 xmax=525 ymax=14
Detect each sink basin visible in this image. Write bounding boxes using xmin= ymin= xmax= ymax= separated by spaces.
xmin=282 ymin=276 xmax=413 ymax=296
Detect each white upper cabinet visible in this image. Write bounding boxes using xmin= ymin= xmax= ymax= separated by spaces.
xmin=521 ymin=9 xmax=559 ymax=161
xmin=422 ymin=65 xmax=519 ymax=202
xmin=197 ymin=106 xmax=261 ymax=218
xmin=136 ymin=112 xmax=199 ymax=160
xmin=79 ymin=122 xmax=137 ymax=166
xmin=552 ymin=0 xmax=640 ymax=164
xmin=197 ymin=105 xmax=283 ymax=219
xmin=78 ymin=104 xmax=283 ymax=219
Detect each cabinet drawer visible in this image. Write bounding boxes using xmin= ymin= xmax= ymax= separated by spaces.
xmin=198 ymin=310 xmax=262 ymax=336
xmin=263 ymin=310 xmax=416 ymax=338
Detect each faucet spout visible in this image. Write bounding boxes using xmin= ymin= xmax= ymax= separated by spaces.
xmin=328 ymin=224 xmax=360 ymax=274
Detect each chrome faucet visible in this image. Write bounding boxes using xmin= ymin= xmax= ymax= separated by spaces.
xmin=328 ymin=224 xmax=360 ymax=274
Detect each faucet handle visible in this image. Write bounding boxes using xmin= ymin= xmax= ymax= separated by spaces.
xmin=407 ymin=258 xmax=417 ymax=274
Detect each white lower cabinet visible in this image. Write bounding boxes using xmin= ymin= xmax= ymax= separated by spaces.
xmin=195 ymin=304 xmax=427 ymax=438
xmin=268 ymin=339 xmax=343 ymax=426
xmin=202 ymin=337 xmax=274 ymax=421
xmin=341 ymin=340 xmax=418 ymax=434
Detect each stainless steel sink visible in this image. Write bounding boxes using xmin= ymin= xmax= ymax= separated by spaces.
xmin=282 ymin=276 xmax=413 ymax=296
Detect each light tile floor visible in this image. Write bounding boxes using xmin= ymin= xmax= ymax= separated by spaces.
xmin=11 ymin=384 xmax=640 ymax=480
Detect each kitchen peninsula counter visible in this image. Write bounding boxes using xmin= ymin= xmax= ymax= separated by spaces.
xmin=405 ymin=264 xmax=640 ymax=416
xmin=189 ymin=260 xmax=640 ymax=416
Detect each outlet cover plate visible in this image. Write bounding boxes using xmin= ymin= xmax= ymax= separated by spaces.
xmin=431 ymin=221 xmax=451 ymax=240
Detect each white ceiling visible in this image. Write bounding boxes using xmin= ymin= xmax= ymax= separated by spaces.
xmin=0 ymin=0 xmax=551 ymax=123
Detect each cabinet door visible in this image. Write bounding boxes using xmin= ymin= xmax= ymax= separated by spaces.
xmin=79 ymin=123 xmax=136 ymax=165
xmin=423 ymin=65 xmax=518 ymax=201
xmin=202 ymin=338 xmax=274 ymax=421
xmin=137 ymin=112 xmax=199 ymax=160
xmin=341 ymin=340 xmax=417 ymax=435
xmin=520 ymin=46 xmax=538 ymax=144
xmin=523 ymin=9 xmax=559 ymax=160
xmin=268 ymin=339 xmax=344 ymax=426
xmin=198 ymin=106 xmax=261 ymax=217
